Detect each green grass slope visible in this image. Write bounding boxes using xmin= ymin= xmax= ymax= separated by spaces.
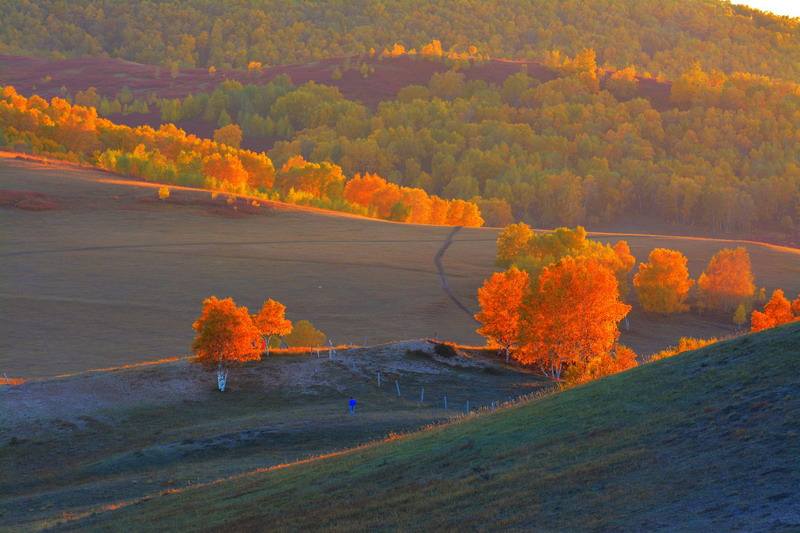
xmin=68 ymin=322 xmax=800 ymax=531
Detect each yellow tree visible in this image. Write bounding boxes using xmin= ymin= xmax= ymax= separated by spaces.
xmin=612 ymin=240 xmax=636 ymax=299
xmin=650 ymin=337 xmax=719 ymax=361
xmin=192 ymin=296 xmax=262 ymax=391
xmin=475 ymin=267 xmax=530 ymax=363
xmin=733 ymin=303 xmax=748 ymax=329
xmin=517 ymin=257 xmax=631 ymax=380
xmin=285 ymin=320 xmax=327 ymax=347
xmin=253 ymin=298 xmax=293 ymax=354
xmin=213 ymin=123 xmax=243 ymax=148
xmin=496 ymin=222 xmax=533 ymax=266
xmin=633 ymin=248 xmax=694 ymax=313
xmin=697 ymin=247 xmax=755 ymax=312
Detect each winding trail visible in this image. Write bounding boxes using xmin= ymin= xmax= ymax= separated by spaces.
xmin=435 ymin=226 xmax=479 ymax=322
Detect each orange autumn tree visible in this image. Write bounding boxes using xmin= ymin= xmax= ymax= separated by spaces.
xmin=750 ymin=289 xmax=797 ymax=332
xmin=343 ymin=172 xmax=483 ymax=226
xmin=517 ymin=257 xmax=632 ymax=381
xmin=192 ymin=296 xmax=262 ymax=391
xmin=253 ymin=298 xmax=293 ymax=354
xmin=563 ymin=344 xmax=638 ymax=387
xmin=633 ymin=248 xmax=694 ymax=313
xmin=697 ymin=247 xmax=755 ymax=312
xmin=474 ymin=267 xmax=530 ymax=363
xmin=202 ymin=153 xmax=249 ymax=192
xmin=499 ymin=225 xmax=636 ymax=298
xmin=275 ymin=156 xmax=346 ymax=199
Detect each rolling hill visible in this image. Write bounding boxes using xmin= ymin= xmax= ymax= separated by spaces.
xmin=54 ymin=321 xmax=800 ymax=531
xmin=3 ymin=155 xmax=800 ymax=378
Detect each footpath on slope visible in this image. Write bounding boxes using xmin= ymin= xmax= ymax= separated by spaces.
xmin=435 ymin=226 xmax=479 ymax=322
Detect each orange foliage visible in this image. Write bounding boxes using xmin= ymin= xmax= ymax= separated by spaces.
xmin=498 ymin=226 xmax=635 ymax=296
xmin=344 ymin=172 xmax=483 ymax=226
xmin=697 ymin=247 xmax=755 ymax=312
xmin=517 ymin=257 xmax=631 ymax=380
xmin=276 ymin=155 xmax=346 ymax=199
xmin=203 ymin=153 xmax=249 ymax=191
xmin=633 ymin=248 xmax=694 ymax=313
xmin=750 ymin=289 xmax=796 ymax=332
xmin=0 ymin=376 xmax=24 ymax=386
xmin=192 ymin=296 xmax=262 ymax=369
xmin=475 ymin=267 xmax=530 ymax=361
xmin=253 ymin=298 xmax=293 ymax=340
xmin=563 ymin=344 xmax=638 ymax=386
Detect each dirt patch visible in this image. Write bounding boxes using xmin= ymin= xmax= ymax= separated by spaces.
xmin=0 ymin=189 xmax=60 ymax=210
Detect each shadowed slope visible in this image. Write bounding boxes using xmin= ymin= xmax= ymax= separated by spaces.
xmin=68 ymin=322 xmax=800 ymax=531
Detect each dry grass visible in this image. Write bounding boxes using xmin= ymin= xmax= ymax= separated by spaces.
xmin=3 ymin=156 xmax=800 ymax=378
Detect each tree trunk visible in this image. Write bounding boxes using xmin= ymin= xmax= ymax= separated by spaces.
xmin=217 ymin=364 xmax=228 ymax=392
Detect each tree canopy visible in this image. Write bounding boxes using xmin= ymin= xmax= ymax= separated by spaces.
xmin=3 ymin=0 xmax=800 ymax=81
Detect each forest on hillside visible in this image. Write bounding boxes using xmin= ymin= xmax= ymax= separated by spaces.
xmin=1 ymin=0 xmax=800 ymax=80
xmin=2 ymin=0 xmax=800 ymax=235
xmin=71 ymin=53 xmax=800 ymax=234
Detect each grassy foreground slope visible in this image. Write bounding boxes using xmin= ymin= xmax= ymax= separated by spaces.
xmin=75 ymin=323 xmax=800 ymax=531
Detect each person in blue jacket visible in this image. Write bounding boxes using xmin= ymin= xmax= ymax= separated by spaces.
xmin=348 ymin=397 xmax=357 ymax=415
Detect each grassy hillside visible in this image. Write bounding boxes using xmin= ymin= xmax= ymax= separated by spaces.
xmin=69 ymin=322 xmax=800 ymax=531
xmin=0 ymin=340 xmax=548 ymax=530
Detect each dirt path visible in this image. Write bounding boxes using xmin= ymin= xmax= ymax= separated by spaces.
xmin=435 ymin=226 xmax=479 ymax=322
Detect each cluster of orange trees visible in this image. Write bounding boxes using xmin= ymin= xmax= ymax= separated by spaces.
xmin=192 ymin=296 xmax=327 ymax=389
xmin=480 ymin=226 xmax=638 ymax=384
xmin=0 ymin=86 xmax=483 ymax=226
xmin=478 ymin=223 xmax=797 ymax=384
xmin=344 ymin=172 xmax=483 ymax=226
xmin=751 ymin=289 xmax=800 ymax=333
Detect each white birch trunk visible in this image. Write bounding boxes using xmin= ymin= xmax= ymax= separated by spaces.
xmin=217 ymin=364 xmax=228 ymax=392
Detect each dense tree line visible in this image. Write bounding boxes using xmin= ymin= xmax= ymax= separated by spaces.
xmin=2 ymin=0 xmax=800 ymax=81
xmin=0 ymin=86 xmax=483 ymax=226
xmin=92 ymin=53 xmax=800 ymax=234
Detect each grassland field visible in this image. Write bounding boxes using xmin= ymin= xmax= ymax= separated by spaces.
xmin=2 ymin=155 xmax=800 ymax=378
xmin=71 ymin=322 xmax=800 ymax=532
xmin=0 ymin=339 xmax=550 ymax=530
